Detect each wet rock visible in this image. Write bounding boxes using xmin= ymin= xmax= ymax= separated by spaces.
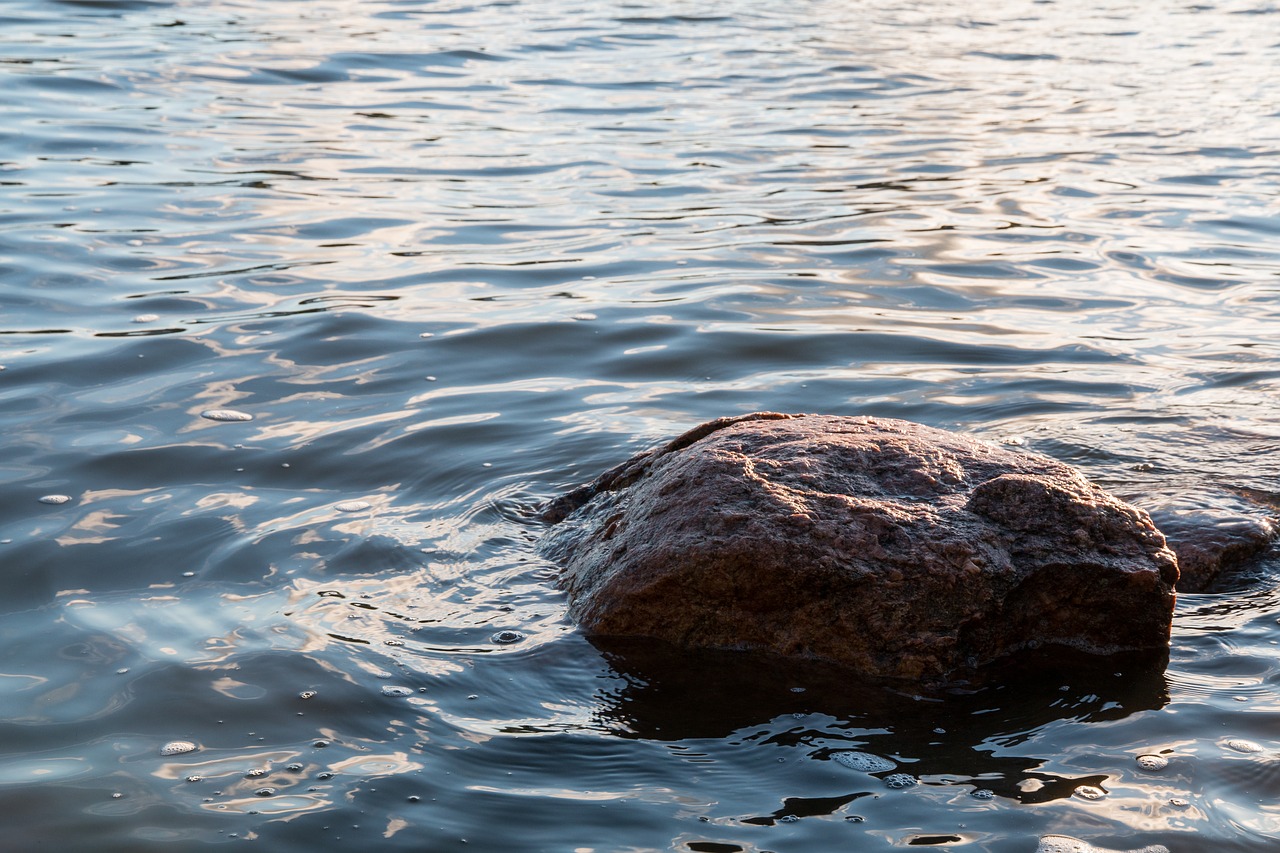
xmin=1136 ymin=493 xmax=1276 ymax=592
xmin=541 ymin=413 xmax=1178 ymax=680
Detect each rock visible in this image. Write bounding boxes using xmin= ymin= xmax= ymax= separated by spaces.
xmin=1133 ymin=492 xmax=1276 ymax=592
xmin=541 ymin=413 xmax=1178 ymax=680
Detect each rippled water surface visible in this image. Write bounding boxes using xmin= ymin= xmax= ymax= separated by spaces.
xmin=2 ymin=0 xmax=1279 ymax=849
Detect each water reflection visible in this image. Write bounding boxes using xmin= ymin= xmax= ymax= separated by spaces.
xmin=2 ymin=0 xmax=1280 ymax=848
xmin=588 ymin=638 xmax=1169 ymax=806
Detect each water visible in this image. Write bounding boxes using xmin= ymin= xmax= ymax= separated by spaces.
xmin=1 ymin=0 xmax=1278 ymax=849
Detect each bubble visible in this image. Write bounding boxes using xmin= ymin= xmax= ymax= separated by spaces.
xmin=39 ymin=495 xmax=72 ymax=505
xmin=1168 ymin=798 xmax=1190 ymax=809
xmin=287 ymin=764 xmax=304 ymax=773
xmin=254 ymin=788 xmax=276 ymax=797
xmin=132 ymin=314 xmax=159 ymax=323
xmin=245 ymin=768 xmax=267 ymax=778
xmin=491 ymin=630 xmax=525 ymax=645
xmin=1074 ymin=785 xmax=1107 ymax=801
xmin=1225 ymin=739 xmax=1264 ymax=754
xmin=299 ymin=691 xmax=316 ymax=700
xmin=1136 ymin=754 xmax=1168 ymax=771
xmin=313 ymin=740 xmax=330 ymax=748
xmin=831 ymin=751 xmax=896 ymax=773
xmin=186 ymin=775 xmax=203 ymax=783
xmin=201 ymin=409 xmax=253 ymax=422
xmin=381 ymin=686 xmax=413 ymax=697
xmin=159 ymin=741 xmax=198 ymax=756
xmin=777 ymin=814 xmax=799 ymax=823
xmin=1037 ymin=835 xmax=1170 ymax=853
xmin=971 ymin=789 xmax=995 ymax=800
xmin=335 ymin=501 xmax=371 ymax=513
xmin=884 ymin=773 xmax=917 ymax=789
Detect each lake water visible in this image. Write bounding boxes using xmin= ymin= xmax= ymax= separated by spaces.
xmin=2 ymin=0 xmax=1279 ymax=849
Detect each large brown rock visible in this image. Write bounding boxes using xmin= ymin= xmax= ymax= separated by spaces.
xmin=541 ymin=413 xmax=1179 ymax=680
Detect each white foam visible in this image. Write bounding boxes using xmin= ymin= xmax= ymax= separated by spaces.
xmin=831 ymin=751 xmax=896 ymax=773
xmin=1037 ymin=835 xmax=1169 ymax=853
xmin=201 ymin=409 xmax=253 ymax=422
xmin=1225 ymin=739 xmax=1264 ymax=754
xmin=159 ymin=740 xmax=198 ymax=756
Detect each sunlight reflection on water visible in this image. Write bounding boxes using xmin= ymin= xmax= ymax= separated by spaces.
xmin=0 ymin=0 xmax=1278 ymax=849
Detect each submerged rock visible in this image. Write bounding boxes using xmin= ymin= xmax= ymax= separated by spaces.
xmin=542 ymin=413 xmax=1178 ymax=680
xmin=1136 ymin=492 xmax=1276 ymax=592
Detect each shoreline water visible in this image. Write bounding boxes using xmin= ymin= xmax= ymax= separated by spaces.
xmin=3 ymin=0 xmax=1279 ymax=849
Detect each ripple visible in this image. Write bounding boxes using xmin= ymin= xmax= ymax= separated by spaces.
xmin=2 ymin=0 xmax=1279 ymax=850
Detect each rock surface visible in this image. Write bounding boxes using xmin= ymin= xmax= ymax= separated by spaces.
xmin=542 ymin=413 xmax=1179 ymax=680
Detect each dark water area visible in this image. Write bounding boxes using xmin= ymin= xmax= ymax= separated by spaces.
xmin=2 ymin=0 xmax=1279 ymax=849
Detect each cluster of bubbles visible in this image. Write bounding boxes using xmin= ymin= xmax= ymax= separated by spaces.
xmin=1037 ymin=836 xmax=1169 ymax=853
xmin=380 ymin=685 xmax=414 ymax=697
xmin=159 ymin=741 xmax=199 ymax=756
xmin=830 ymin=751 xmax=896 ymax=773
xmin=200 ymin=409 xmax=253 ymax=422
xmin=1225 ymin=739 xmax=1264 ymax=754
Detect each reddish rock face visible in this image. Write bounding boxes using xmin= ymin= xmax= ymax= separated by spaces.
xmin=542 ymin=413 xmax=1179 ymax=680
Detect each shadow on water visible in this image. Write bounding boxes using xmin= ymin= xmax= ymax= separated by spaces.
xmin=588 ymin=637 xmax=1170 ymax=810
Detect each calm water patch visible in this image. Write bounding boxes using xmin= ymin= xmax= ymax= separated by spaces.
xmin=1 ymin=0 xmax=1279 ymax=850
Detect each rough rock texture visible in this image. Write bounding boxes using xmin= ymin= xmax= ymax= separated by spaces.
xmin=541 ymin=413 xmax=1179 ymax=680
